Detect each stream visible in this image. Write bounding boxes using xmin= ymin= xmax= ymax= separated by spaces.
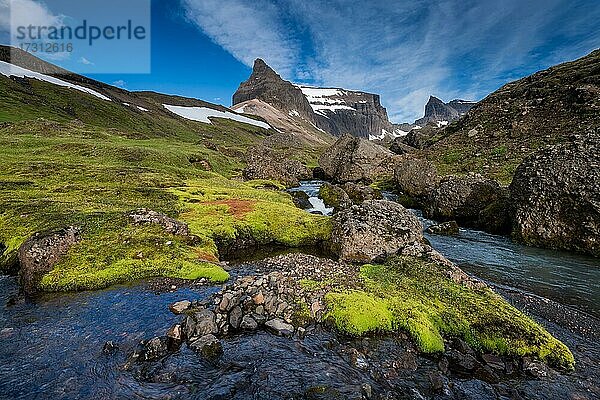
xmin=0 ymin=180 xmax=598 ymax=399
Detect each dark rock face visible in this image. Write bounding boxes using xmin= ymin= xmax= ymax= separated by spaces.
xmin=423 ymin=175 xmax=510 ymax=234
xmin=415 ymin=96 xmax=475 ymax=126
xmin=18 ymin=226 xmax=81 ymax=294
xmin=289 ymin=190 xmax=312 ymax=209
xmin=402 ymin=124 xmax=441 ymax=149
xmin=330 ymin=200 xmax=423 ymax=262
xmin=319 ymin=135 xmax=397 ymax=183
xmin=394 ymin=157 xmax=440 ymax=202
xmin=509 ymin=136 xmax=600 ymax=256
xmin=301 ymin=86 xmax=395 ymax=139
xmin=243 ymin=146 xmax=311 ymax=187
xmin=129 ymin=209 xmax=190 ymax=236
xmin=232 ymin=58 xmax=397 ymax=139
xmin=232 ymin=59 xmax=315 ymax=122
xmin=189 ymin=334 xmax=223 ymax=359
xmin=389 ymin=138 xmax=416 ymax=155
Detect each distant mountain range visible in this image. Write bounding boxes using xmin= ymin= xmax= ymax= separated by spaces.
xmin=232 ymin=58 xmax=476 ymax=141
xmin=414 ymin=96 xmax=476 ymax=126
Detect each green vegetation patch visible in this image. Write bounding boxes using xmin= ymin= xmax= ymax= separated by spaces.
xmin=324 ymin=256 xmax=574 ymax=370
xmin=170 ymin=175 xmax=332 ymax=257
xmin=0 ymin=120 xmax=330 ymax=291
xmin=40 ymin=224 xmax=229 ymax=292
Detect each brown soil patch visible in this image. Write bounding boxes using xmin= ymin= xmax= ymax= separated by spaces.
xmin=204 ymin=199 xmax=257 ymax=218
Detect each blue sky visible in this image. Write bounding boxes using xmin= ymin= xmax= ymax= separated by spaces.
xmin=1 ymin=0 xmax=599 ymax=122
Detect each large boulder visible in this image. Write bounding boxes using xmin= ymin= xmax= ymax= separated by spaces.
xmin=318 ymin=135 xmax=397 ymax=183
xmin=319 ymin=182 xmax=352 ymax=212
xmin=18 ymin=226 xmax=81 ymax=294
xmin=330 ymin=200 xmax=423 ymax=262
xmin=243 ymin=146 xmax=311 ymax=187
xmin=423 ymin=174 xmax=510 ymax=234
xmin=509 ymin=136 xmax=600 ymax=256
xmin=394 ymin=157 xmax=440 ymax=204
xmin=339 ymin=182 xmax=383 ymax=204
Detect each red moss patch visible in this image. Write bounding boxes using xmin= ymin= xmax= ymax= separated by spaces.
xmin=204 ymin=199 xmax=257 ymax=218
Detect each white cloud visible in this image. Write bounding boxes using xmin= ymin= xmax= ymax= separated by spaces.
xmin=112 ymin=79 xmax=126 ymax=88
xmin=79 ymin=57 xmax=93 ymax=65
xmin=5 ymin=0 xmax=65 ymax=39
xmin=182 ymin=0 xmax=299 ymax=77
xmin=184 ymin=0 xmax=600 ymax=122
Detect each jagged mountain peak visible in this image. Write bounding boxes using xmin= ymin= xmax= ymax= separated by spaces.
xmin=415 ymin=96 xmax=475 ymax=126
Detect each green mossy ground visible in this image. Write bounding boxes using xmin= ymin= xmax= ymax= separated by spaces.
xmin=324 ymin=256 xmax=574 ymax=370
xmin=0 ymin=119 xmax=330 ymax=291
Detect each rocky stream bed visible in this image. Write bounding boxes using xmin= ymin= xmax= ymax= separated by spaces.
xmin=0 ymin=181 xmax=598 ymax=399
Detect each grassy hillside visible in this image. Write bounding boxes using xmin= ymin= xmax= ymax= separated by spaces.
xmin=423 ymin=49 xmax=600 ymax=184
xmin=0 ymin=118 xmax=330 ymax=290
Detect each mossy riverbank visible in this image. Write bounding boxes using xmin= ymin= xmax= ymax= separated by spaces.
xmin=324 ymin=256 xmax=574 ymax=370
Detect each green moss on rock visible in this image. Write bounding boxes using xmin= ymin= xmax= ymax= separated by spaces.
xmin=324 ymin=257 xmax=574 ymax=370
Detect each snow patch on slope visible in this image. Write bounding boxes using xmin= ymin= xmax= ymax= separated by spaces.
xmin=297 ymin=85 xmax=357 ymax=113
xmin=163 ymin=104 xmax=270 ymax=129
xmin=0 ymin=61 xmax=111 ymax=101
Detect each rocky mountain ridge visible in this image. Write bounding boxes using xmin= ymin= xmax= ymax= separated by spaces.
xmin=414 ymin=96 xmax=476 ymax=126
xmin=232 ymin=59 xmax=402 ymax=140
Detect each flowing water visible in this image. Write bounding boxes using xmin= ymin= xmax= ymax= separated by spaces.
xmin=0 ymin=180 xmax=598 ymax=399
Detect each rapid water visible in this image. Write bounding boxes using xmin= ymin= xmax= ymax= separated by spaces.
xmin=0 ymin=179 xmax=598 ymax=399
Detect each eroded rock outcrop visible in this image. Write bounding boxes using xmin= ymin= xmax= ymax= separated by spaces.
xmin=510 ymin=135 xmax=600 ymax=256
xmin=423 ymin=174 xmax=510 ymax=234
xmin=330 ymin=200 xmax=423 ymax=262
xmin=394 ymin=157 xmax=440 ymax=204
xmin=319 ymin=135 xmax=397 ymax=183
xmin=233 ymin=59 xmax=315 ymax=122
xmin=18 ymin=226 xmax=81 ymax=294
xmin=243 ymin=146 xmax=311 ymax=187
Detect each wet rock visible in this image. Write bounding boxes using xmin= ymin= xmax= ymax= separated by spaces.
xmin=423 ymin=174 xmax=510 ymax=234
xmin=329 ymin=200 xmax=423 ymax=262
xmin=229 ymin=306 xmax=243 ymax=329
xmin=290 ymin=190 xmax=312 ymax=209
xmin=166 ymin=323 xmax=183 ymax=342
xmin=475 ymin=365 xmax=500 ymax=384
xmin=240 ymin=315 xmax=258 ymax=330
xmin=128 ymin=209 xmax=189 ymax=236
xmin=319 ymin=182 xmax=352 ymax=212
xmin=361 ymin=383 xmax=373 ymax=399
xmin=18 ymin=226 xmax=81 ymax=295
xmin=184 ymin=309 xmax=218 ymax=340
xmin=140 ymin=336 xmax=170 ymax=361
xmin=102 ymin=341 xmax=118 ymax=354
xmin=428 ymin=371 xmax=446 ymax=393
xmin=509 ymin=135 xmax=600 ymax=256
xmin=481 ymin=353 xmax=505 ymax=371
xmin=189 ymin=334 xmax=223 ymax=359
xmin=265 ymin=318 xmax=294 ymax=337
xmin=318 ymin=135 xmax=397 ymax=183
xmin=447 ymin=350 xmax=480 ymax=371
xmin=523 ymin=357 xmax=549 ymax=379
xmin=169 ymin=300 xmax=191 ymax=314
xmin=426 ymin=221 xmax=459 ymax=235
